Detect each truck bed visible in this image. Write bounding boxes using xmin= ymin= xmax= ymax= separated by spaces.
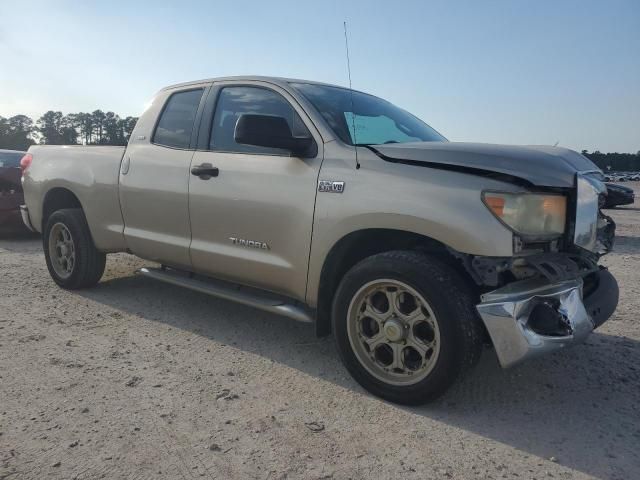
xmin=23 ymin=145 xmax=128 ymax=251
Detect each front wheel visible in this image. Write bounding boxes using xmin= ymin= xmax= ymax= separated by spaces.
xmin=332 ymin=251 xmax=483 ymax=405
xmin=43 ymin=208 xmax=106 ymax=289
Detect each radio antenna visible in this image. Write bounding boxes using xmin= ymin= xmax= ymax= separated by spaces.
xmin=343 ymin=21 xmax=360 ymax=169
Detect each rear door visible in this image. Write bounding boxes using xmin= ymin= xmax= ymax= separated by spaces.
xmin=188 ymin=81 xmax=324 ymax=300
xmin=119 ymin=86 xmax=208 ymax=268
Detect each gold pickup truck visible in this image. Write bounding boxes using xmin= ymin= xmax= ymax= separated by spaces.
xmin=20 ymin=76 xmax=618 ymax=404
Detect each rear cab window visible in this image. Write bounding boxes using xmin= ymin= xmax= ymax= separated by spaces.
xmin=152 ymin=89 xmax=204 ymax=149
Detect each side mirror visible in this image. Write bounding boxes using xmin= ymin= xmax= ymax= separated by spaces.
xmin=234 ymin=114 xmax=314 ymax=157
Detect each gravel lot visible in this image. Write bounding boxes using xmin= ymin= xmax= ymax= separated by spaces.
xmin=1 ymin=184 xmax=639 ymax=480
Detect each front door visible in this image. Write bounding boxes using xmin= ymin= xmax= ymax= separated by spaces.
xmin=188 ymin=82 xmax=323 ymax=300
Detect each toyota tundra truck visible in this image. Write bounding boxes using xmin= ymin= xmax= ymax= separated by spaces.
xmin=20 ymin=76 xmax=619 ymax=404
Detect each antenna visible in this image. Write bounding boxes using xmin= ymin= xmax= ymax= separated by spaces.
xmin=343 ymin=21 xmax=360 ymax=169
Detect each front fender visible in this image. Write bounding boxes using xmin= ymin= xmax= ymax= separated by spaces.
xmin=305 ymin=146 xmax=528 ymax=307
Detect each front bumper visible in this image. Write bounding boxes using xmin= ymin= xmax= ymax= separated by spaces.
xmin=476 ymin=269 xmax=618 ymax=368
xmin=19 ymin=205 xmax=36 ymax=232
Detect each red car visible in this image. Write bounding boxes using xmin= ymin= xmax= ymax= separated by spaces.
xmin=0 ymin=149 xmax=27 ymax=231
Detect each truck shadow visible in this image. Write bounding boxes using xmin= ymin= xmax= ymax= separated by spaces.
xmin=79 ymin=271 xmax=640 ymax=480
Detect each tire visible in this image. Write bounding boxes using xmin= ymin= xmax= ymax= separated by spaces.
xmin=332 ymin=250 xmax=483 ymax=405
xmin=43 ymin=208 xmax=106 ymax=289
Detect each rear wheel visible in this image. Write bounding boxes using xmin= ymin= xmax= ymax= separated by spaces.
xmin=43 ymin=209 xmax=106 ymax=289
xmin=332 ymin=251 xmax=483 ymax=405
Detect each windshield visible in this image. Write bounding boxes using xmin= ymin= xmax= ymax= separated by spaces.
xmin=290 ymin=83 xmax=446 ymax=146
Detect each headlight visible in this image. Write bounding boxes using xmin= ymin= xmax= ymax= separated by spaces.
xmin=483 ymin=192 xmax=567 ymax=237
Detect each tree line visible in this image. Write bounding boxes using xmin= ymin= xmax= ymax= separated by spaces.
xmin=0 ymin=111 xmax=138 ymax=151
xmin=581 ymin=150 xmax=640 ymax=172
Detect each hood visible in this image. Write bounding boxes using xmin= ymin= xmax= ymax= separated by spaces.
xmin=369 ymin=142 xmax=599 ymax=188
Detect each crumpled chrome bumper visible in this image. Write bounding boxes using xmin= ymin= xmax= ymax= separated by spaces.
xmin=476 ymin=269 xmax=618 ymax=368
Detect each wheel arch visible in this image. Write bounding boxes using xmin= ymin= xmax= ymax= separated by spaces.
xmin=313 ymin=228 xmax=475 ymax=337
xmin=41 ymin=187 xmax=83 ymax=231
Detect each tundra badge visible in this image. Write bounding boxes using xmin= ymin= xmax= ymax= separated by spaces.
xmin=318 ymin=180 xmax=345 ymax=193
xmin=229 ymin=237 xmax=269 ymax=250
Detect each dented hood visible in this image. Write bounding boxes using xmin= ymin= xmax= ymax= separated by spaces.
xmin=369 ymin=142 xmax=599 ymax=188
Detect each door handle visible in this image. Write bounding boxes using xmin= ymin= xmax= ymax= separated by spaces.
xmin=191 ymin=163 xmax=219 ymax=179
xmin=121 ymin=156 xmax=130 ymax=175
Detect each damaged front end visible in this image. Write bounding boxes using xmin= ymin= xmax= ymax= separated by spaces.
xmin=475 ymin=269 xmax=617 ymax=368
xmin=476 ymin=277 xmax=590 ymax=368
xmin=463 ymin=173 xmax=619 ymax=368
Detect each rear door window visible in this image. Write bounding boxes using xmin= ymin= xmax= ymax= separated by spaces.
xmin=153 ymin=89 xmax=204 ymax=149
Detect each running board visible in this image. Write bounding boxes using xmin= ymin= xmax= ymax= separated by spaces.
xmin=138 ymin=267 xmax=314 ymax=324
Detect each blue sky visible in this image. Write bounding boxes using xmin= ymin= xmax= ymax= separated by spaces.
xmin=1 ymin=0 xmax=638 ymax=152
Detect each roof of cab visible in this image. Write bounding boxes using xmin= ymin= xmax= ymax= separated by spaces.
xmin=160 ymin=76 xmax=346 ymax=92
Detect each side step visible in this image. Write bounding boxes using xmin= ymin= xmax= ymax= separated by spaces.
xmin=138 ymin=267 xmax=314 ymax=324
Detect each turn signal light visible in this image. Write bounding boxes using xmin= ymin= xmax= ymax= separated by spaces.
xmin=484 ymin=195 xmax=505 ymax=217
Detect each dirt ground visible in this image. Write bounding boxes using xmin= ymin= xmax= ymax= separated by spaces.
xmin=1 ymin=184 xmax=639 ymax=480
